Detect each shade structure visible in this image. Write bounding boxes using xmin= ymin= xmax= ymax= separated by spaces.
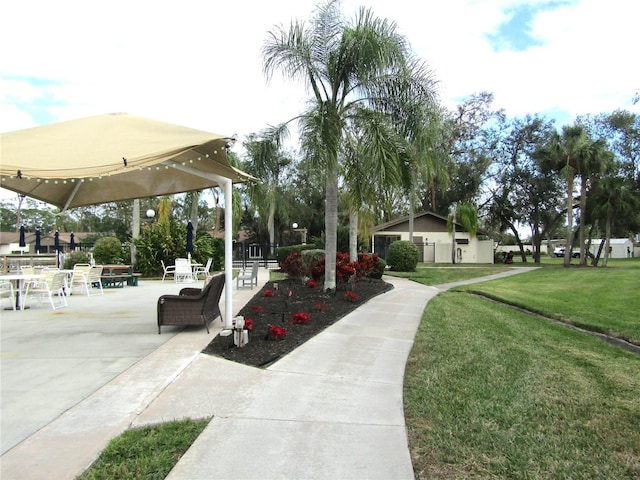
xmin=19 ymin=225 xmax=26 ymax=247
xmin=0 ymin=113 xmax=255 ymax=329
xmin=0 ymin=113 xmax=253 ymax=210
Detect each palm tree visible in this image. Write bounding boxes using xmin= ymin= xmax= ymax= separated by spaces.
xmin=590 ymin=175 xmax=639 ymax=267
xmin=447 ymin=202 xmax=478 ymax=264
xmin=262 ymin=0 xmax=436 ymax=290
xmin=536 ymin=125 xmax=590 ymax=267
xmin=242 ymin=135 xmax=292 ymax=255
xmin=577 ymin=138 xmax=613 ymax=265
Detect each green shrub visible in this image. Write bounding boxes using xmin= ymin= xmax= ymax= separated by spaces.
xmin=93 ymin=237 xmax=123 ymax=264
xmin=63 ymin=250 xmax=90 ymax=269
xmin=276 ymin=244 xmax=317 ymax=263
xmin=387 ymin=240 xmax=419 ymax=272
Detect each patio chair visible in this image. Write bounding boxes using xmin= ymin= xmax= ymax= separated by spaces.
xmin=69 ymin=264 xmax=91 ymax=296
xmin=23 ymin=271 xmax=68 ymax=310
xmin=174 ymin=258 xmax=193 ymax=283
xmin=192 ymin=258 xmax=212 ymax=280
xmin=157 ymin=273 xmax=225 ymax=334
xmin=161 ymin=260 xmax=176 ymax=282
xmin=236 ymin=261 xmax=259 ymax=289
xmin=0 ymin=281 xmax=16 ymax=311
xmin=88 ymin=265 xmax=104 ymax=294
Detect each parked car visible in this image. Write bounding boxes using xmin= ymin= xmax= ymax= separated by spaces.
xmin=553 ymin=247 xmax=580 ymax=258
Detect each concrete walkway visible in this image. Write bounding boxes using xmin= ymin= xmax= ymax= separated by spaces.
xmin=0 ymin=267 xmax=537 ymax=479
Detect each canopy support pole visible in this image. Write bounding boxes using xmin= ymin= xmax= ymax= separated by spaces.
xmin=169 ymin=162 xmax=234 ymax=328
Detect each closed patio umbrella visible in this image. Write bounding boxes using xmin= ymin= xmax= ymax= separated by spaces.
xmin=35 ymin=227 xmax=41 ymax=253
xmin=186 ymin=221 xmax=194 ymax=261
xmin=70 ymin=232 xmax=75 ymax=251
xmin=19 ymin=225 xmax=26 ymax=248
xmin=54 ymin=231 xmax=59 ymax=251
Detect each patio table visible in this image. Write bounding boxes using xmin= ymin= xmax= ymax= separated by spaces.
xmin=0 ymin=273 xmax=45 ymax=310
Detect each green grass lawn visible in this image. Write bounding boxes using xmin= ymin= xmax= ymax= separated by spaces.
xmin=404 ymin=260 xmax=640 ymax=479
xmin=78 ymin=418 xmax=209 ymax=480
xmin=456 ymin=260 xmax=640 ymax=344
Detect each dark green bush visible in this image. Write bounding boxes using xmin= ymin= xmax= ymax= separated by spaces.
xmin=387 ymin=240 xmax=419 ymax=272
xmin=63 ymin=250 xmax=90 ymax=269
xmin=93 ymin=237 xmax=123 ymax=264
xmin=276 ymin=244 xmax=317 ymax=263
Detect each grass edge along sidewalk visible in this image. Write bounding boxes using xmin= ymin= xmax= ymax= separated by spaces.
xmin=404 ymin=263 xmax=640 ymax=479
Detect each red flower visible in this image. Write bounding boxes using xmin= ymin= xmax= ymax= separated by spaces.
xmin=263 ymin=290 xmax=275 ymax=297
xmin=315 ymin=302 xmax=324 ymax=312
xmin=244 ymin=318 xmax=253 ymax=331
xmin=292 ymin=311 xmax=310 ymax=324
xmin=344 ymin=290 xmax=358 ymax=302
xmin=269 ymin=325 xmax=288 ymax=340
xmin=288 ymin=289 xmax=292 ymax=297
xmin=307 ymin=280 xmax=318 ymax=288
xmin=250 ymin=305 xmax=265 ymax=312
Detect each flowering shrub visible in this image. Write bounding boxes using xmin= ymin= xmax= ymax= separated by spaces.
xmin=244 ymin=318 xmax=253 ymax=331
xmin=250 ymin=305 xmax=265 ymax=312
xmin=315 ymin=302 xmax=324 ymax=312
xmin=280 ymin=252 xmax=304 ymax=277
xmin=269 ymin=325 xmax=288 ymax=340
xmin=344 ymin=290 xmax=358 ymax=302
xmin=292 ymin=311 xmax=310 ymax=324
xmin=307 ymin=280 xmax=318 ymax=289
xmin=263 ymin=290 xmax=275 ymax=297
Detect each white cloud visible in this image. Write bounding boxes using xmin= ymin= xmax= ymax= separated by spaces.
xmin=1 ymin=0 xmax=638 ymax=137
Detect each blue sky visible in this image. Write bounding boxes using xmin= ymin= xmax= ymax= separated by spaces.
xmin=1 ymin=0 xmax=638 ymax=141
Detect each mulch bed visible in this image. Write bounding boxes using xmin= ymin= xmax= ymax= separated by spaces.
xmin=202 ymin=277 xmax=393 ymax=367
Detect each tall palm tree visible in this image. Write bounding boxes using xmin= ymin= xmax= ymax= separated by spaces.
xmin=536 ymin=125 xmax=590 ymax=267
xmin=263 ymin=0 xmax=436 ymax=289
xmin=590 ymin=175 xmax=639 ymax=267
xmin=577 ymin=138 xmax=613 ymax=265
xmin=243 ymin=135 xmax=292 ymax=254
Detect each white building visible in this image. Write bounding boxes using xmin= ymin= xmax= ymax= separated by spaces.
xmin=370 ymin=211 xmax=494 ymax=264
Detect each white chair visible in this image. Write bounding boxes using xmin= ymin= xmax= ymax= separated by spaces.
xmin=88 ymin=265 xmax=104 ymax=295
xmin=161 ymin=260 xmax=176 ymax=282
xmin=174 ymin=258 xmax=193 ymax=283
xmin=0 ymin=281 xmax=17 ymax=311
xmin=70 ymin=263 xmax=91 ymax=296
xmin=193 ymin=258 xmax=213 ymax=280
xmin=236 ymin=261 xmax=259 ymax=289
xmin=23 ymin=271 xmax=68 ymax=310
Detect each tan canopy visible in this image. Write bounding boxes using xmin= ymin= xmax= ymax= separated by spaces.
xmin=0 ymin=112 xmax=253 ymax=210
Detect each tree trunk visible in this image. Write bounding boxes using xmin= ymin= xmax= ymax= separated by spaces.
xmin=190 ymin=192 xmax=199 ymax=235
xmin=324 ymin=165 xmax=338 ymax=291
xmin=268 ymin=201 xmax=276 ymax=255
xmin=564 ymin=174 xmax=574 ymax=268
xmin=450 ymin=212 xmax=456 ymax=265
xmin=579 ymin=174 xmax=588 ymax=265
xmin=349 ymin=208 xmax=358 ymax=262
xmin=602 ymin=214 xmax=612 ymax=268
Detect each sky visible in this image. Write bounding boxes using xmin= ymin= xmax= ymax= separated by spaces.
xmin=1 ymin=0 xmax=639 ymax=194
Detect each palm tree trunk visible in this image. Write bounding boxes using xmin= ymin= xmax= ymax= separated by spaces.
xmin=564 ymin=175 xmax=574 ymax=268
xmin=268 ymin=202 xmax=276 ymax=255
xmin=349 ymin=208 xmax=358 ymax=262
xmin=324 ymin=165 xmax=338 ymax=291
xmin=451 ymin=211 xmax=456 ymax=265
xmin=603 ymin=214 xmax=612 ymax=267
xmin=579 ymin=174 xmax=587 ymax=265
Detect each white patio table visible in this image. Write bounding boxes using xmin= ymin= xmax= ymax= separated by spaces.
xmin=0 ymin=273 xmax=44 ymax=310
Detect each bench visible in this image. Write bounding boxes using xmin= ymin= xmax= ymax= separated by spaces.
xmin=101 ymin=274 xmax=128 ymax=288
